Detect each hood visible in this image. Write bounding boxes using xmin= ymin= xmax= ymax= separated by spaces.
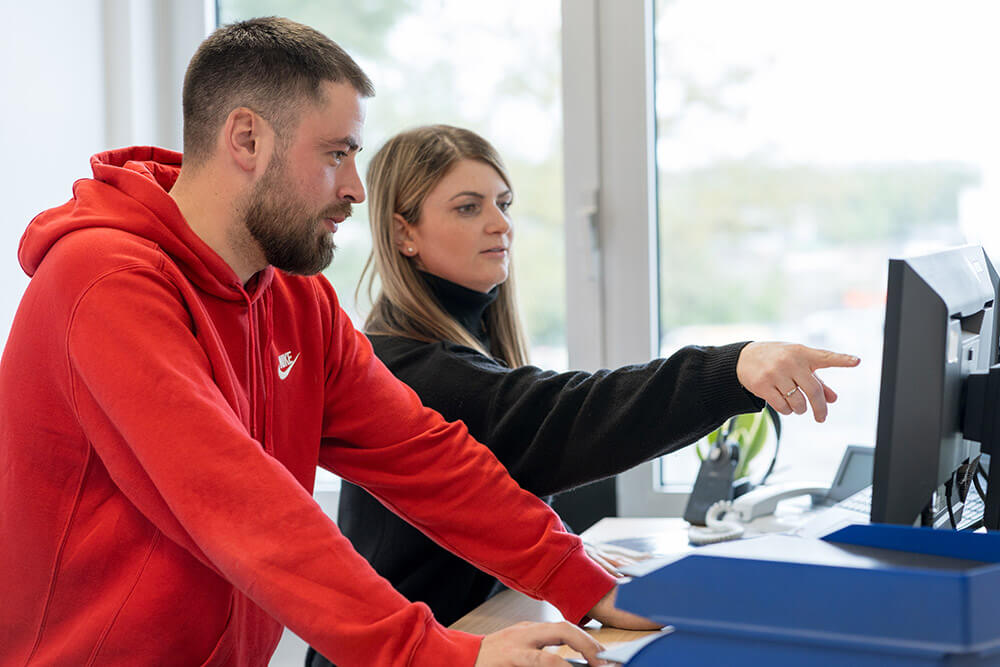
xmin=19 ymin=146 xmax=272 ymax=301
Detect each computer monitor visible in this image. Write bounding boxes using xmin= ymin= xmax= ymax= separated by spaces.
xmin=870 ymin=245 xmax=1000 ymax=529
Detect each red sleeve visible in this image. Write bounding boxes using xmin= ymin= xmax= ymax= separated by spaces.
xmin=66 ymin=267 xmax=489 ymax=667
xmin=317 ymin=294 xmax=616 ymax=628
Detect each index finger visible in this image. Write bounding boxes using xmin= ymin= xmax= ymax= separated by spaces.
xmin=528 ymin=622 xmax=606 ymax=666
xmin=808 ymin=349 xmax=861 ymax=370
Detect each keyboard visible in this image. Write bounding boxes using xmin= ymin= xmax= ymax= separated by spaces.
xmin=836 ymin=486 xmax=873 ymax=515
xmin=797 ymin=485 xmax=985 ymax=538
xmin=960 ymin=491 xmax=985 ymax=530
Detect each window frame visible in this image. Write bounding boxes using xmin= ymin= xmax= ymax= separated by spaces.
xmin=562 ymin=0 xmax=687 ymax=515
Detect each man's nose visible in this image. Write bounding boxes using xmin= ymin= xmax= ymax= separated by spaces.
xmin=337 ymin=162 xmax=365 ymax=204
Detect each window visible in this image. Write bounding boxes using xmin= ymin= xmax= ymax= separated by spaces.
xmin=654 ymin=0 xmax=1000 ymax=488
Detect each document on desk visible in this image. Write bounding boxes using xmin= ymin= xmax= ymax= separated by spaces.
xmin=596 ymin=627 xmax=674 ymax=663
xmin=618 ymin=552 xmax=689 ymax=578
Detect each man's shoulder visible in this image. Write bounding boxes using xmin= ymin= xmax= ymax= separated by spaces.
xmin=32 ymin=228 xmax=169 ymax=296
xmin=43 ymin=227 xmax=163 ymax=273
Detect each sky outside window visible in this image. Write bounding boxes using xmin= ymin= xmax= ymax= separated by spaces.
xmin=655 ymin=0 xmax=1000 ymax=486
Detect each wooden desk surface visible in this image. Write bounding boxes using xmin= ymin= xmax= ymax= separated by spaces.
xmin=449 ymin=518 xmax=690 ymax=660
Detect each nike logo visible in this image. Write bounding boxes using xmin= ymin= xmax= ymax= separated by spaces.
xmin=277 ymin=351 xmax=300 ymax=380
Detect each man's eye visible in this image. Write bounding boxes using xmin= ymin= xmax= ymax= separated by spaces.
xmin=331 ymin=151 xmax=347 ymax=163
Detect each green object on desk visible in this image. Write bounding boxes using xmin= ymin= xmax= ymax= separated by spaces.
xmin=698 ymin=407 xmax=774 ymax=480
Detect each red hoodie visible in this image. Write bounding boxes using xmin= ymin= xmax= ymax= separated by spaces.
xmin=0 ymin=147 xmax=615 ymax=666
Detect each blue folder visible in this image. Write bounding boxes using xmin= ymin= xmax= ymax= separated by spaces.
xmin=615 ymin=524 xmax=1000 ymax=666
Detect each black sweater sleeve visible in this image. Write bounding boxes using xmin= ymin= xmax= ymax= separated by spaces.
xmin=365 ymin=336 xmax=764 ymax=497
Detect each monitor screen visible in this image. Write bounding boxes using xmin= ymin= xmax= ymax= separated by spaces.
xmin=870 ymin=246 xmax=999 ymax=528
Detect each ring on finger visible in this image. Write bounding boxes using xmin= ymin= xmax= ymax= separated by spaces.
xmin=784 ymin=386 xmax=799 ymax=397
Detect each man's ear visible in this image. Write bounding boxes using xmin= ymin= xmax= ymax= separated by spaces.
xmin=393 ymin=213 xmax=418 ymax=256
xmin=222 ymin=107 xmax=272 ymax=174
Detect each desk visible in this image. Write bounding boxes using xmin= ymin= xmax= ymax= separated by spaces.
xmin=449 ymin=519 xmax=686 ymax=660
xmin=450 ymin=503 xmax=820 ymax=661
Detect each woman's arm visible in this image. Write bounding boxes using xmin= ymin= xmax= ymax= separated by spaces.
xmin=369 ymin=335 xmax=763 ymax=497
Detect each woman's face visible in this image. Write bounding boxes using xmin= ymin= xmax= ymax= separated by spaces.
xmin=399 ymin=159 xmax=513 ymax=293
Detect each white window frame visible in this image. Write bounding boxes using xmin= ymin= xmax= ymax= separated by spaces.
xmin=562 ymin=0 xmax=688 ymax=516
xmin=102 ymin=0 xmax=214 ymax=151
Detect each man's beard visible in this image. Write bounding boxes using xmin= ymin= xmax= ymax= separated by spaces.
xmin=242 ymin=157 xmax=352 ymax=276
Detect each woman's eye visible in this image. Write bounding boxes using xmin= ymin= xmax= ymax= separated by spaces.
xmin=498 ymin=200 xmax=512 ymax=212
xmin=456 ymin=203 xmax=479 ymax=215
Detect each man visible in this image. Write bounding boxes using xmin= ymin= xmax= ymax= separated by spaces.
xmin=0 ymin=17 xmax=654 ymax=667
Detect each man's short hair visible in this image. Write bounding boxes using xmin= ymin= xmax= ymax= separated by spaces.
xmin=182 ymin=16 xmax=374 ymax=166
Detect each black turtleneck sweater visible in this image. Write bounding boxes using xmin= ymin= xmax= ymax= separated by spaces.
xmin=333 ymin=274 xmax=763 ymax=628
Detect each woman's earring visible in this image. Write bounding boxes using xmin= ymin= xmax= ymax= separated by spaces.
xmin=407 ymin=247 xmax=414 ymax=254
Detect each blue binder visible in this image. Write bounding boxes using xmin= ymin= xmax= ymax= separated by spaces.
xmin=615 ymin=524 xmax=1000 ymax=666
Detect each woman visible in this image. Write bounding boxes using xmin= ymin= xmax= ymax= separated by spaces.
xmin=307 ymin=124 xmax=858 ymax=666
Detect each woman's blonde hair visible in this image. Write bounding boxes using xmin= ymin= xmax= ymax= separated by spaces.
xmin=358 ymin=124 xmax=529 ymax=367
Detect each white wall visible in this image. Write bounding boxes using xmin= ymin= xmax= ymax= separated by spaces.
xmin=0 ymin=1 xmax=107 ymax=348
xmin=0 ymin=0 xmax=208 ymax=350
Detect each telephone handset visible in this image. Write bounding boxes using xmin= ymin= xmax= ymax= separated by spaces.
xmin=729 ymin=481 xmax=829 ymax=522
xmin=688 ymin=481 xmax=829 ymax=545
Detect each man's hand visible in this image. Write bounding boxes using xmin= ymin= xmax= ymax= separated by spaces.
xmin=583 ymin=541 xmax=651 ymax=578
xmin=475 ymin=621 xmax=607 ymax=666
xmin=736 ymin=342 xmax=860 ymax=422
xmin=586 ymin=586 xmax=661 ymax=631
